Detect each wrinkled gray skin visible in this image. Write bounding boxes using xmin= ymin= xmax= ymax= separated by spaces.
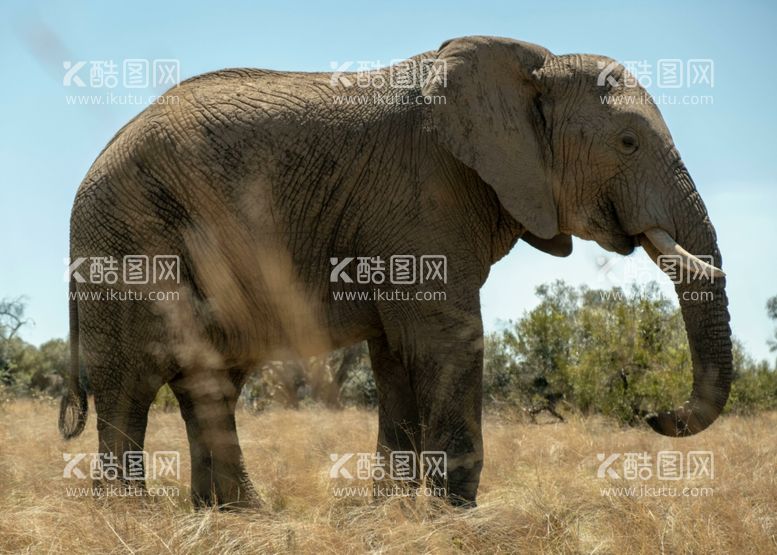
xmin=60 ymin=36 xmax=732 ymax=508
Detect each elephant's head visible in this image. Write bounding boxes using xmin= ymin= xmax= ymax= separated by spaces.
xmin=423 ymin=36 xmax=732 ymax=436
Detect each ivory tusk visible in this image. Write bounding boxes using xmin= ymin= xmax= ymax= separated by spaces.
xmin=643 ymin=227 xmax=725 ymax=279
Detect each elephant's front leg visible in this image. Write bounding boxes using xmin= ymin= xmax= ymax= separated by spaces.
xmin=386 ymin=301 xmax=485 ymax=507
xmin=369 ymin=334 xmax=421 ymax=498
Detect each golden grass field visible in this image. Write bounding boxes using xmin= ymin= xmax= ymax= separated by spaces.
xmin=1 ymin=399 xmax=775 ymax=554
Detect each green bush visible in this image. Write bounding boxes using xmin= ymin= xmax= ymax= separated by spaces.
xmin=484 ymin=281 xmax=777 ymax=423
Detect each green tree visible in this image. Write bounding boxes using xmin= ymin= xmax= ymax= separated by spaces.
xmin=29 ymin=339 xmax=69 ymax=396
xmin=0 ymin=297 xmax=31 ymax=389
xmin=767 ymin=295 xmax=777 ymax=353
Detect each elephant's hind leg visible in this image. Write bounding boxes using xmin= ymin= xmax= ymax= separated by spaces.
xmin=169 ymin=367 xmax=258 ymax=509
xmin=91 ymin=364 xmax=158 ymax=492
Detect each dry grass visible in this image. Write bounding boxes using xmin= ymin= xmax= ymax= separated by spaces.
xmin=0 ymin=400 xmax=775 ymax=554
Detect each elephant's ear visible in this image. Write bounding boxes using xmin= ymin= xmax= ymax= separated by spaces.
xmin=422 ymin=36 xmax=559 ymax=239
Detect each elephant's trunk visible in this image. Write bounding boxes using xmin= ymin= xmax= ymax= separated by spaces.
xmin=641 ymin=168 xmax=733 ymax=436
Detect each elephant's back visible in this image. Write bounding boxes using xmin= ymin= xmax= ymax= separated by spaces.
xmin=68 ymin=65 xmax=357 ymax=260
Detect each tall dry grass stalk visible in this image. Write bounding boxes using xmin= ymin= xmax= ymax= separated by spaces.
xmin=1 ymin=400 xmax=775 ymax=553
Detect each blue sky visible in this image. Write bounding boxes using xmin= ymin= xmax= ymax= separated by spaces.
xmin=1 ymin=0 xmax=775 ymax=361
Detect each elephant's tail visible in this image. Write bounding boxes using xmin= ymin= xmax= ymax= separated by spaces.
xmin=59 ymin=275 xmax=88 ymax=439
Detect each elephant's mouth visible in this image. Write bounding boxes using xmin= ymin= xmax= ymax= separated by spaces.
xmin=589 ymin=197 xmax=640 ymax=255
xmin=612 ymin=234 xmax=639 ymax=256
xmin=594 ymin=229 xmax=638 ymax=256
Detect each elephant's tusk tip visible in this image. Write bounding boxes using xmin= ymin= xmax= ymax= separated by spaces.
xmin=642 ymin=228 xmax=725 ymax=281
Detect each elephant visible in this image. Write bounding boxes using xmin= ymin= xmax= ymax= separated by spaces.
xmin=59 ymin=36 xmax=732 ymax=508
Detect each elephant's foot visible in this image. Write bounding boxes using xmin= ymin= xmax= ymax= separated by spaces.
xmin=370 ymin=465 xmax=481 ymax=508
xmin=189 ymin=451 xmax=261 ymax=510
xmin=368 ymin=446 xmax=483 ymax=507
xmin=89 ymin=477 xmax=148 ymax=499
xmin=191 ymin=482 xmax=261 ymax=510
xmin=443 ymin=455 xmax=483 ymax=508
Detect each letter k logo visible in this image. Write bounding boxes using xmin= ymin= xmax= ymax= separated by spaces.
xmin=330 ymin=257 xmax=353 ymax=283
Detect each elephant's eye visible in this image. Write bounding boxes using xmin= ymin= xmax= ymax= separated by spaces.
xmin=619 ymin=131 xmax=639 ymax=154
